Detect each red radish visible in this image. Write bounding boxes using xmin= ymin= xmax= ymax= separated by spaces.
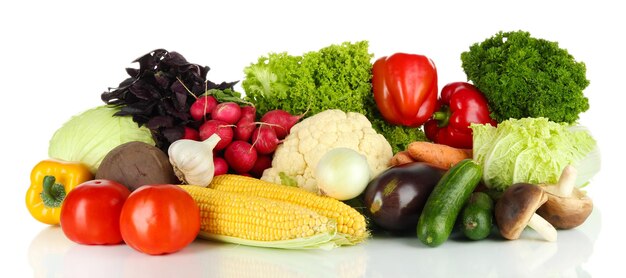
xmin=260 ymin=109 xmax=303 ymax=139
xmin=234 ymin=106 xmax=257 ymax=141
xmin=190 ymin=95 xmax=218 ymax=121
xmin=240 ymin=106 xmax=257 ymax=118
xmin=249 ymin=154 xmax=272 ymax=178
xmin=199 ymin=119 xmax=233 ymax=150
xmin=251 ymin=125 xmax=280 ymax=155
xmin=224 ymin=141 xmax=257 ymax=174
xmin=211 ymin=102 xmax=242 ymax=124
xmin=213 ymin=156 xmax=229 ymax=176
xmin=181 ymin=126 xmax=200 ymax=140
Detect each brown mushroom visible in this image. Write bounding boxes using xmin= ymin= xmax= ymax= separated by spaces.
xmin=536 ymin=165 xmax=593 ymax=229
xmin=495 ymin=183 xmax=557 ymax=242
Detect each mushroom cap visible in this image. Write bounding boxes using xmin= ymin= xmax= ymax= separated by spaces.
xmin=495 ymin=183 xmax=548 ymax=240
xmin=536 ymin=185 xmax=593 ymax=229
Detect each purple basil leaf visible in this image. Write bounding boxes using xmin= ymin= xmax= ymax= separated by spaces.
xmin=131 ymin=114 xmax=151 ymax=125
xmin=164 ymin=51 xmax=188 ymax=67
xmin=101 ymin=92 xmax=122 ymax=104
xmin=122 ymin=101 xmax=156 ymax=115
xmin=217 ymin=80 xmax=239 ymax=90
xmin=161 ymin=99 xmax=178 ymax=115
xmin=133 ymin=51 xmax=156 ymax=73
xmin=205 ymin=80 xmax=218 ymax=90
xmin=154 ymin=71 xmax=170 ymax=89
xmin=170 ymin=106 xmax=191 ymax=122
xmin=126 ymin=68 xmax=139 ymax=78
xmin=170 ymin=79 xmax=187 ymax=96
xmin=199 ymin=65 xmax=210 ymax=79
xmin=101 ymin=48 xmax=239 ymax=152
xmin=162 ymin=126 xmax=184 ymax=144
xmin=146 ymin=115 xmax=174 ymax=129
xmin=170 ymin=83 xmax=189 ymax=108
xmin=118 ymin=78 xmax=135 ymax=89
xmin=163 ymin=99 xmax=190 ymax=121
xmin=129 ymin=80 xmax=154 ymax=100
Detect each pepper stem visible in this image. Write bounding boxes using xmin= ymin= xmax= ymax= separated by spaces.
xmin=432 ymin=106 xmax=451 ymax=127
xmin=40 ymin=175 xmax=67 ymax=208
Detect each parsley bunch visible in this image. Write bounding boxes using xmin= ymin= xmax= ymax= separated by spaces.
xmin=461 ymin=31 xmax=590 ymax=123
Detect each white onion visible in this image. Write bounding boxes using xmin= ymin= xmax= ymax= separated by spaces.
xmin=315 ymin=147 xmax=371 ymax=200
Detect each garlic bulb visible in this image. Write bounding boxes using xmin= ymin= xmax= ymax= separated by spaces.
xmin=168 ymin=134 xmax=221 ymax=187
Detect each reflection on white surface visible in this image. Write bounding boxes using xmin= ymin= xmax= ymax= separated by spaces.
xmin=28 ymin=210 xmax=600 ymax=277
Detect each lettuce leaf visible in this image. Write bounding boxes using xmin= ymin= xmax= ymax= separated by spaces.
xmin=471 ymin=118 xmax=600 ymax=191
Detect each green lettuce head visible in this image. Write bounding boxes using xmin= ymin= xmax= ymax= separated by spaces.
xmin=471 ymin=117 xmax=600 ymax=191
xmin=48 ymin=105 xmax=155 ymax=173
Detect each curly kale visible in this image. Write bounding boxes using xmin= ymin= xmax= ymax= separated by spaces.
xmin=242 ymin=41 xmax=424 ymax=152
xmin=461 ymin=31 xmax=590 ymax=123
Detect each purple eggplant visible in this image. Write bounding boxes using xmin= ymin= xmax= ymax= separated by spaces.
xmin=364 ymin=162 xmax=445 ymax=232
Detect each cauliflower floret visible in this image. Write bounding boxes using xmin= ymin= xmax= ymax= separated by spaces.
xmin=262 ymin=109 xmax=393 ymax=193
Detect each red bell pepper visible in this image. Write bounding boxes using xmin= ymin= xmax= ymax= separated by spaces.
xmin=424 ymin=82 xmax=497 ymax=149
xmin=372 ymin=53 xmax=438 ymax=127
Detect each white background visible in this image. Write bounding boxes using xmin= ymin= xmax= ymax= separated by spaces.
xmin=2 ymin=0 xmax=623 ymax=277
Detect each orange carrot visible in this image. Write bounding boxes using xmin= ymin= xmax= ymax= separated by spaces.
xmin=406 ymin=141 xmax=472 ymax=170
xmin=389 ymin=151 xmax=415 ymax=166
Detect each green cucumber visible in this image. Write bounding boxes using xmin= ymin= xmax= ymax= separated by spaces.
xmin=416 ymin=159 xmax=482 ymax=247
xmin=461 ymin=192 xmax=494 ymax=240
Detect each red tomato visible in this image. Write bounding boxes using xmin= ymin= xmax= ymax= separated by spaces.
xmin=119 ymin=184 xmax=200 ymax=255
xmin=60 ymin=179 xmax=131 ymax=245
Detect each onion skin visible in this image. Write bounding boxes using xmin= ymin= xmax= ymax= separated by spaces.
xmin=315 ymin=148 xmax=371 ymax=201
xmin=363 ymin=162 xmax=445 ymax=232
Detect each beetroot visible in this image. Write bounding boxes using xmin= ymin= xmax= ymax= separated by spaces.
xmin=251 ymin=125 xmax=280 ymax=155
xmin=190 ymin=95 xmax=218 ymax=121
xmin=212 ymin=102 xmax=242 ymax=124
xmin=199 ymin=119 xmax=233 ymax=150
xmin=249 ymin=154 xmax=272 ymax=178
xmin=224 ymin=141 xmax=257 ymax=174
xmin=260 ymin=109 xmax=303 ymax=139
xmin=234 ymin=107 xmax=257 ymax=141
xmin=213 ymin=156 xmax=229 ymax=176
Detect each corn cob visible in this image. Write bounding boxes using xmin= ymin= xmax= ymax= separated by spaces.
xmin=180 ymin=185 xmax=341 ymax=249
xmin=207 ymin=174 xmax=369 ymax=244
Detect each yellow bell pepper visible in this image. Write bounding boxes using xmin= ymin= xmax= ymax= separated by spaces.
xmin=25 ymin=159 xmax=93 ymax=225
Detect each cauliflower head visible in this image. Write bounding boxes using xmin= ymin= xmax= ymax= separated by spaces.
xmin=261 ymin=109 xmax=393 ymax=192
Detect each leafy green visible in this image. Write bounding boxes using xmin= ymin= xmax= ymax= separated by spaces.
xmin=242 ymin=41 xmax=424 ymax=153
xmin=48 ymin=105 xmax=155 ymax=173
xmin=461 ymin=31 xmax=590 ymax=123
xmin=471 ymin=118 xmax=600 ymax=191
xmin=205 ymin=88 xmax=249 ymax=105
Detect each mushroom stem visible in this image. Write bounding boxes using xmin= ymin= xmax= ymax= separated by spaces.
xmin=556 ymin=165 xmax=577 ymax=197
xmin=527 ymin=213 xmax=557 ymax=242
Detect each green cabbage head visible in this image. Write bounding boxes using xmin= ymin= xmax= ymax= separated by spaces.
xmin=48 ymin=105 xmax=155 ymax=173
